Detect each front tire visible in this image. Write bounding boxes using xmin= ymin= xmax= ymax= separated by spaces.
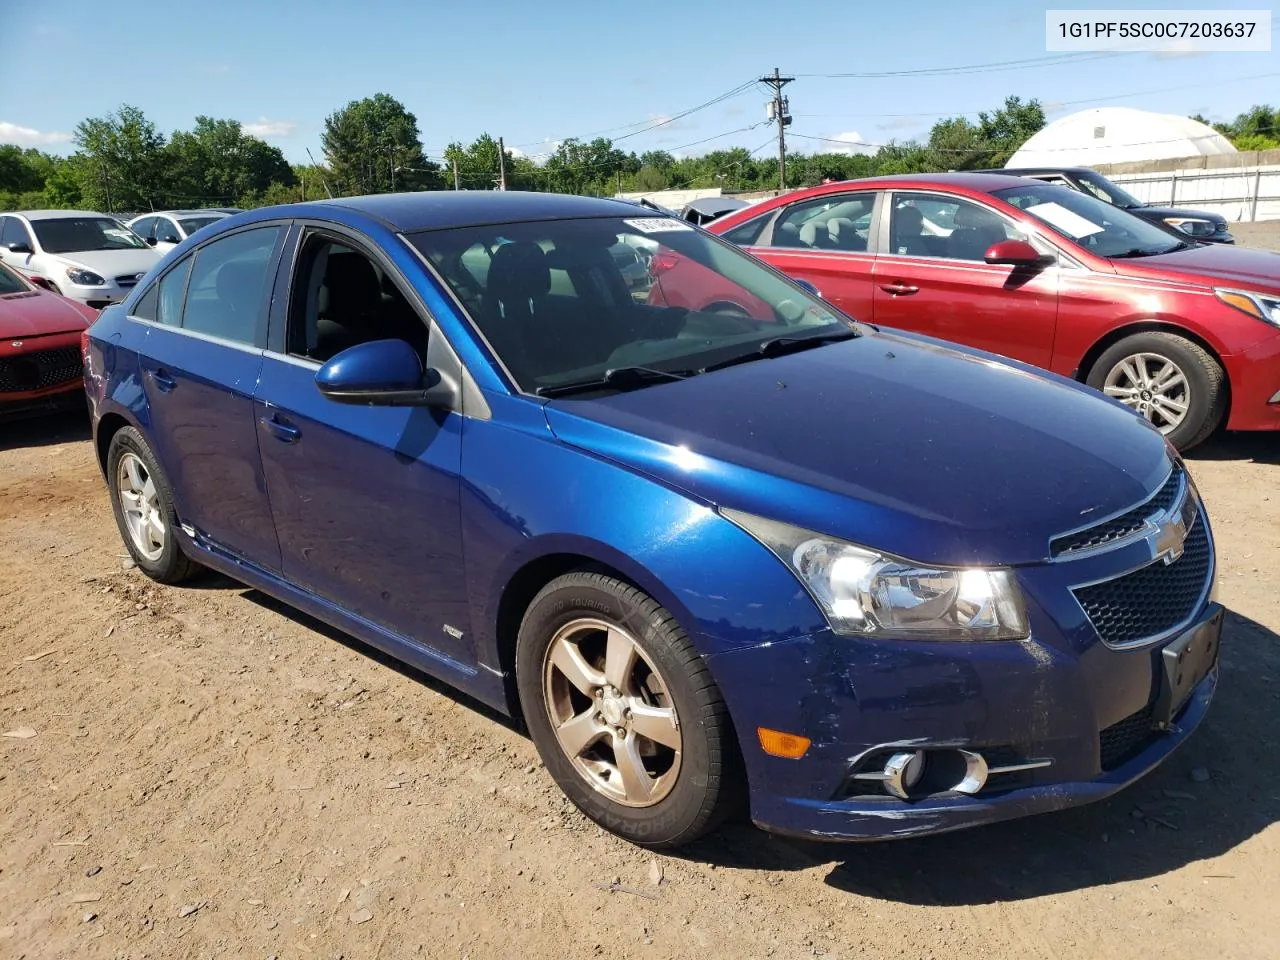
xmin=106 ymin=426 xmax=200 ymax=584
xmin=1087 ymin=332 xmax=1226 ymax=452
xmin=516 ymin=572 xmax=741 ymax=848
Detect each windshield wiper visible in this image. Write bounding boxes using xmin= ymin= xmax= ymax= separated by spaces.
xmin=536 ymin=365 xmax=691 ymax=399
xmin=1109 ymin=242 xmax=1190 ymax=259
xmin=700 ymin=329 xmax=858 ymax=373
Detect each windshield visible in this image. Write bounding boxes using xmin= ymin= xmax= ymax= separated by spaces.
xmin=32 ymin=217 xmax=149 ymax=254
xmin=179 ymin=216 xmax=222 ymax=236
xmin=1073 ymin=171 xmax=1143 ymax=209
xmin=0 ymin=261 xmax=32 ymax=294
xmin=993 ymin=183 xmax=1186 ymax=258
xmin=408 ymin=216 xmax=851 ymax=395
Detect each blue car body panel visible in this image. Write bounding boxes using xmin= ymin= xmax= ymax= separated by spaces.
xmin=82 ymin=192 xmax=1219 ymax=843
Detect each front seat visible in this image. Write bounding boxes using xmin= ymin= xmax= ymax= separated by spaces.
xmin=890 ymin=206 xmax=930 ymax=256
xmin=483 ymin=241 xmax=552 ymax=384
xmin=948 ymin=205 xmax=1007 ymax=261
xmin=314 ymin=253 xmax=386 ymax=360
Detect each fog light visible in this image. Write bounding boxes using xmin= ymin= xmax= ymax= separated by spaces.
xmin=883 ymin=750 xmax=925 ymax=800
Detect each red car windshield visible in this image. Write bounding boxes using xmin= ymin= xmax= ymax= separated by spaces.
xmin=993 ymin=183 xmax=1186 ymax=258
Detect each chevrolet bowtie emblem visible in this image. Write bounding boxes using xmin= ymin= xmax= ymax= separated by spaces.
xmin=1151 ymin=499 xmax=1190 ymax=565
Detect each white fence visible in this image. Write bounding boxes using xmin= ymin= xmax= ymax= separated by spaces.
xmin=1102 ymin=164 xmax=1280 ymax=222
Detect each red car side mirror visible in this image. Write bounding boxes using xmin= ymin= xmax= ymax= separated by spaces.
xmin=984 ymin=239 xmax=1051 ymax=267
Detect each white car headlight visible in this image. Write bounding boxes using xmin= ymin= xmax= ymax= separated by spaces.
xmin=1216 ymin=288 xmax=1280 ymax=327
xmin=723 ymin=509 xmax=1029 ymax=641
xmin=65 ymin=266 xmax=106 ymax=286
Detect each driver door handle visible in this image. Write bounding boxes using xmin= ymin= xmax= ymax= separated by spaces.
xmin=259 ymin=414 xmax=300 ymax=443
xmin=879 ymin=282 xmax=919 ymax=296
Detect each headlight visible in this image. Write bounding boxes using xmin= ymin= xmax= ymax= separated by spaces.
xmin=65 ymin=266 xmax=105 ymax=286
xmin=1163 ymin=217 xmax=1216 ymax=237
xmin=1216 ymin=288 xmax=1280 ymax=327
xmin=722 ymin=509 xmax=1029 ymax=640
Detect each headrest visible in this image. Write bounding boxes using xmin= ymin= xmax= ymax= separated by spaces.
xmin=894 ymin=205 xmax=924 ymax=232
xmin=321 ymin=253 xmax=381 ymax=315
xmin=826 ymin=217 xmax=854 ymax=241
xmin=488 ymin=241 xmax=550 ymax=302
xmin=799 ymin=221 xmax=822 ymax=246
xmin=953 ymin=204 xmax=999 ymax=229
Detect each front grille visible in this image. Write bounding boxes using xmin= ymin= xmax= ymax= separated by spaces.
xmin=0 ymin=346 xmax=83 ymax=393
xmin=1051 ymin=464 xmax=1183 ymax=557
xmin=1072 ymin=514 xmax=1211 ymax=647
xmin=114 ymin=273 xmax=143 ymax=288
xmin=1099 ymin=703 xmax=1157 ymax=770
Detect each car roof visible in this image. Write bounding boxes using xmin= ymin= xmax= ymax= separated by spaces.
xmin=300 ymin=191 xmax=648 ymax=232
xmin=132 ymin=210 xmax=230 ymax=219
xmin=11 ymin=209 xmax=117 ymax=220
xmin=977 ymin=166 xmax=1095 ymax=176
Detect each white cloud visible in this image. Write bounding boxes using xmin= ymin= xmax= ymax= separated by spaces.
xmin=242 ymin=117 xmax=297 ymax=139
xmin=646 ymin=112 xmax=694 ymax=132
xmin=0 ymin=121 xmax=72 ymax=148
xmin=506 ymin=144 xmax=527 ymax=158
xmin=824 ymin=131 xmax=877 ymax=156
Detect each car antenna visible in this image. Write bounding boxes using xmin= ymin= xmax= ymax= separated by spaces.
xmin=306 ymin=147 xmax=334 ymax=199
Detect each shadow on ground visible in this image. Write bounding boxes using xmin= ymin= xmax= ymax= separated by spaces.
xmin=1185 ymin=430 xmax=1280 ymax=465
xmin=0 ymin=408 xmax=91 ymax=452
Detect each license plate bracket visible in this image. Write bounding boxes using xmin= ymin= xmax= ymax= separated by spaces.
xmin=1152 ymin=606 xmax=1222 ymax=729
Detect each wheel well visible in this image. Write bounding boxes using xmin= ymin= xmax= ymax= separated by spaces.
xmin=94 ymin=412 xmax=130 ymax=476
xmin=494 ymin=553 xmax=637 ymax=717
xmin=1074 ymin=321 xmax=1231 ymax=415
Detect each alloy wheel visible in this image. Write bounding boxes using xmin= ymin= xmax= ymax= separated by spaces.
xmin=116 ymin=451 xmax=165 ymax=561
xmin=1102 ymin=352 xmax=1190 ymax=434
xmin=541 ymin=617 xmax=683 ymax=807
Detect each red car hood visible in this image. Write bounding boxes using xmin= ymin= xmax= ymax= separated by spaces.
xmin=0 ymin=290 xmax=94 ymax=338
xmin=1113 ymin=243 xmax=1280 ymax=293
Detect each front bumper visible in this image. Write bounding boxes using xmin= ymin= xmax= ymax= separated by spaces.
xmin=58 ymin=280 xmax=139 ymax=310
xmin=706 ymin=555 xmax=1222 ymax=843
xmin=1223 ymin=331 xmax=1280 ymax=431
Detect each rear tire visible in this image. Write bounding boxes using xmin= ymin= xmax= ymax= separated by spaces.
xmin=516 ymin=572 xmax=742 ymax=849
xmin=106 ymin=426 xmax=201 ymax=584
xmin=1086 ymin=332 xmax=1226 ymax=452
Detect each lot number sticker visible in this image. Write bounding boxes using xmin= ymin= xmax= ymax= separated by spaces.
xmin=624 ymin=218 xmax=693 ymax=234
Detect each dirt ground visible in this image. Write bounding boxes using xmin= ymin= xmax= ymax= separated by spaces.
xmin=2 ymin=410 xmax=1279 ymax=960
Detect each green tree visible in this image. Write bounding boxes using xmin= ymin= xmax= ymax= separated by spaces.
xmin=168 ymin=117 xmax=295 ymax=206
xmin=321 ymin=93 xmax=440 ymax=195
xmin=975 ymin=96 xmax=1046 ymax=167
xmin=72 ymin=104 xmax=170 ymax=211
xmin=926 ymin=116 xmax=988 ymax=170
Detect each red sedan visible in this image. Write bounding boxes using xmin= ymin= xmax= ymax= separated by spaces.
xmin=0 ymin=260 xmax=98 ymax=421
xmin=699 ymin=173 xmax=1280 ymax=450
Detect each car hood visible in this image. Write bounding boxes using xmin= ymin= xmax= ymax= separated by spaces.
xmin=0 ymin=289 xmax=94 ymax=337
xmin=543 ymin=330 xmax=1169 ymax=567
xmin=1135 ymin=205 xmax=1227 ymax=224
xmin=54 ymin=248 xmax=162 ymax=278
xmin=1111 ymin=242 xmax=1280 ymax=291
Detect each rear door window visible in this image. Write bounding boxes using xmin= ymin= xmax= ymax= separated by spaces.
xmin=180 ymin=227 xmax=284 ymax=345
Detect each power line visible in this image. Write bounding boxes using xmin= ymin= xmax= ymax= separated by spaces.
xmin=760 ymin=67 xmax=795 ymax=190
xmin=793 ymin=51 xmax=1128 ymax=79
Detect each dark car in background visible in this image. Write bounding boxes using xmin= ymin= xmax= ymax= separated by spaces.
xmin=992 ymin=167 xmax=1235 ymax=244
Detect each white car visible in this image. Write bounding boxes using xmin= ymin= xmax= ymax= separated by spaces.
xmin=0 ymin=210 xmax=162 ymax=309
xmin=127 ymin=210 xmax=231 ymax=255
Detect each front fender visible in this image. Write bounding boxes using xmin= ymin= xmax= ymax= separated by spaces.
xmin=458 ymin=395 xmax=827 ymax=677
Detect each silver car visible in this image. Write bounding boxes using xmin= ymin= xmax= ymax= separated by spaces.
xmin=127 ymin=210 xmax=231 ymax=256
xmin=0 ymin=210 xmax=161 ymax=309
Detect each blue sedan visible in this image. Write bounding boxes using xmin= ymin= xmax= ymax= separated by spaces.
xmin=83 ymin=192 xmax=1221 ymax=848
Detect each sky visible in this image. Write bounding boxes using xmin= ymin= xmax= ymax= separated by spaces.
xmin=1 ymin=0 xmax=1277 ymax=165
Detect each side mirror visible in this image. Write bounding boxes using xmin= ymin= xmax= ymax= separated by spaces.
xmin=5 ymin=241 xmax=33 ymax=255
xmin=145 ymin=237 xmax=158 ymax=246
xmin=315 ymin=338 xmax=455 ymax=407
xmin=794 ymin=278 xmax=821 ymax=297
xmin=984 ymin=239 xmax=1053 ymax=267
xmin=160 ymin=235 xmax=180 ymax=245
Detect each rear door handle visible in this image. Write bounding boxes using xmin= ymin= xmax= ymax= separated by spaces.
xmin=879 ymin=282 xmax=919 ymax=296
xmin=259 ymin=414 xmax=300 ymax=443
xmin=150 ymin=369 xmax=176 ymax=392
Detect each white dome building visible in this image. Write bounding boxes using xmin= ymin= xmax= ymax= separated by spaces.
xmin=1006 ymin=107 xmax=1237 ymax=167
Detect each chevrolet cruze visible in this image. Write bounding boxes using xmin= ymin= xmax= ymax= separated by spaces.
xmin=84 ymin=193 xmax=1220 ymax=848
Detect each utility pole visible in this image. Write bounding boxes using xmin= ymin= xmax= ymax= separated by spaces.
xmin=760 ymin=67 xmax=794 ymax=191
xmin=452 ymin=157 xmax=460 ymax=190
xmin=497 ymin=137 xmax=508 ymax=191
